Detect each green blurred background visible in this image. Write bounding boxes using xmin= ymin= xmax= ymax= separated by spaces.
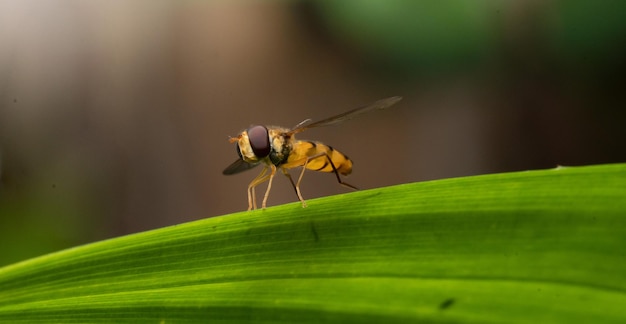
xmin=1 ymin=0 xmax=625 ymax=266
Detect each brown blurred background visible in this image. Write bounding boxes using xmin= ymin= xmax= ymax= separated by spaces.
xmin=1 ymin=0 xmax=625 ymax=266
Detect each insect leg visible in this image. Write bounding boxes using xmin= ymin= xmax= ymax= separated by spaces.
xmin=261 ymin=164 xmax=277 ymax=209
xmin=281 ymin=169 xmax=301 ymax=198
xmin=293 ymin=153 xmax=358 ymax=207
xmin=247 ymin=165 xmax=270 ymax=210
xmin=300 ymin=153 xmax=358 ymax=190
xmin=282 ymin=168 xmax=307 ymax=207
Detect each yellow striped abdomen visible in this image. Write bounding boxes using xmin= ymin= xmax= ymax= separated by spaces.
xmin=285 ymin=140 xmax=353 ymax=176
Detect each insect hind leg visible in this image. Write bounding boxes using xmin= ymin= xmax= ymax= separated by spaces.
xmin=286 ymin=152 xmax=357 ymax=208
xmin=308 ymin=153 xmax=358 ymax=191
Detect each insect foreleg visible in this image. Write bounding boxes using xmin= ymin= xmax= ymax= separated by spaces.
xmin=261 ymin=164 xmax=277 ymax=209
xmin=248 ymin=165 xmax=270 ymax=210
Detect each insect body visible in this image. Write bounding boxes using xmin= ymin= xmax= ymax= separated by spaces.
xmin=223 ymin=96 xmax=402 ymax=210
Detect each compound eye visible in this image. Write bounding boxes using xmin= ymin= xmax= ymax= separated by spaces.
xmin=247 ymin=125 xmax=271 ymax=158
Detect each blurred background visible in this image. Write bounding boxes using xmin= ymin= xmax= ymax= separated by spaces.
xmin=1 ymin=0 xmax=625 ymax=266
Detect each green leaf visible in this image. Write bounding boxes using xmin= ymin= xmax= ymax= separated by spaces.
xmin=1 ymin=164 xmax=625 ymax=323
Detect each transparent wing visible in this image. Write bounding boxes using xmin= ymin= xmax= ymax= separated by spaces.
xmin=290 ymin=96 xmax=402 ymax=134
xmin=222 ymin=158 xmax=260 ymax=175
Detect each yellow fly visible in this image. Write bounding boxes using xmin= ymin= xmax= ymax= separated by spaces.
xmin=223 ymin=96 xmax=402 ymax=210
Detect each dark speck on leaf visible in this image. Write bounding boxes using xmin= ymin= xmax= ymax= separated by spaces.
xmin=311 ymin=222 xmax=319 ymax=242
xmin=439 ymin=298 xmax=455 ymax=310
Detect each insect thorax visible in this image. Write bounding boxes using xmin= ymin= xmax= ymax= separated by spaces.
xmin=268 ymin=127 xmax=292 ymax=166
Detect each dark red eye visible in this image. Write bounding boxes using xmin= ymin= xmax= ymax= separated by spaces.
xmin=247 ymin=125 xmax=270 ymax=157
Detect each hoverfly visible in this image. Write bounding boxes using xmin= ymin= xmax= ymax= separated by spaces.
xmin=223 ymin=96 xmax=402 ymax=210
